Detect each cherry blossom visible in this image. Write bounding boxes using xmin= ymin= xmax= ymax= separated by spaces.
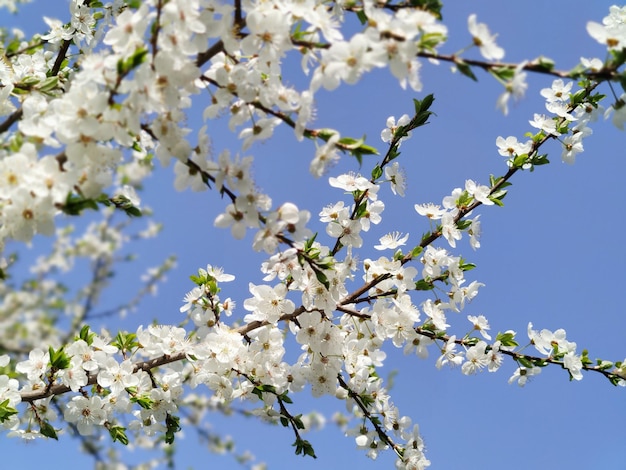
xmin=467 ymin=14 xmax=504 ymax=60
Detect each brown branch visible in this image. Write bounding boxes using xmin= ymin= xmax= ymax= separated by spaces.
xmin=414 ymin=326 xmax=626 ymax=384
xmin=337 ymin=375 xmax=404 ymax=458
xmin=51 ymin=39 xmax=72 ymax=76
xmin=0 ymin=108 xmax=22 ymax=134
xmin=418 ymin=51 xmax=620 ymax=81
xmin=20 ymin=351 xmax=187 ymax=403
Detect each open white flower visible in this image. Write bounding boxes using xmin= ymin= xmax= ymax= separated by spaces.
xmin=467 ymin=14 xmax=504 ymax=60
xmin=374 ymin=231 xmax=409 ymax=250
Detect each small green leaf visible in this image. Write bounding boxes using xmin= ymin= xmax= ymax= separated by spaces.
xmin=316 ymin=128 xmax=340 ymax=141
xmin=79 ymin=325 xmax=95 ymax=346
xmin=49 ymin=346 xmax=70 ymax=370
xmin=125 ymin=206 xmax=142 ymax=217
xmin=62 ymin=193 xmax=99 ymax=216
xmin=293 ymin=438 xmax=317 ymax=458
xmin=165 ymin=413 xmax=181 ymax=444
xmin=411 ymin=0 xmax=443 ymax=19
xmin=356 ymin=143 xmax=378 ymax=155
xmin=416 ymin=94 xmax=435 ymax=114
xmin=459 ymin=262 xmax=476 ymax=271
xmin=410 ymin=246 xmax=423 ymax=258
xmin=109 ymin=425 xmax=129 ymax=445
xmin=37 ymin=76 xmax=59 ymax=92
xmin=533 ymin=55 xmax=555 ymax=72
xmin=112 ymin=331 xmax=138 ymax=353
xmin=496 ymin=331 xmax=518 ymax=347
xmin=313 ymin=267 xmax=330 ymax=290
xmin=130 ymin=395 xmax=154 ymax=409
xmin=356 ymin=9 xmax=368 ymax=25
xmin=40 ymin=421 xmax=58 ymax=440
xmin=279 ymin=392 xmax=293 ymax=404
xmin=337 ymin=136 xmax=364 ymax=150
xmin=456 ymin=219 xmax=472 ymax=230
xmin=489 ymin=66 xmax=515 ymax=82
xmin=455 ymin=60 xmax=477 ymax=81
xmin=512 ymin=153 xmax=528 ymax=168
xmin=371 ymin=165 xmax=383 ymax=180
xmin=415 ymin=279 xmax=434 ymax=291
xmin=531 ymin=153 xmax=550 ymax=166
xmin=0 ymin=400 xmax=17 ymax=423
xmin=117 ymin=48 xmax=148 ymax=77
xmin=293 ymin=414 xmax=305 ymax=430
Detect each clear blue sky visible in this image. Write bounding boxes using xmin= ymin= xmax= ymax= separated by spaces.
xmin=1 ymin=1 xmax=625 ymax=469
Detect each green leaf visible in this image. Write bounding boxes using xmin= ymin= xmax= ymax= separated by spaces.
xmin=165 ymin=413 xmax=181 ymax=444
xmin=0 ymin=400 xmax=17 ymax=423
xmin=418 ymin=31 xmax=447 ymax=51
xmin=21 ymin=76 xmax=40 ymax=87
xmin=455 ymin=60 xmax=478 ymax=81
xmin=459 ymin=261 xmax=476 ymax=271
xmin=415 ymin=279 xmax=434 ymax=291
xmin=109 ymin=425 xmax=129 ymax=445
xmin=495 ymin=331 xmax=518 ymax=347
xmin=316 ymin=128 xmax=340 ymax=141
xmin=532 ymin=56 xmax=555 ymax=72
xmin=456 ymin=219 xmax=472 ymax=230
xmin=410 ymin=0 xmax=443 ymax=19
xmin=110 ymin=193 xmax=142 ymax=217
xmin=531 ymin=154 xmax=550 ymax=166
xmin=124 ymin=206 xmax=142 ymax=217
xmin=410 ymin=245 xmax=423 ymax=258
xmin=79 ymin=325 xmax=95 ymax=346
xmin=37 ymin=76 xmax=59 ymax=92
xmin=407 ymin=96 xmax=435 ymax=128
xmin=608 ymin=49 xmax=626 ymax=70
xmin=355 ymin=143 xmax=378 ymax=155
xmin=49 ymin=346 xmax=70 ymax=370
xmin=313 ymin=267 xmax=330 ymax=290
xmin=359 ymin=393 xmax=375 ymax=407
xmin=40 ymin=421 xmax=58 ymax=440
xmin=456 ymin=190 xmax=473 ymax=208
xmin=293 ymin=437 xmax=317 ymax=458
xmin=117 ymin=47 xmax=148 ymax=77
xmin=62 ymin=193 xmax=99 ymax=216
xmin=130 ymin=395 xmax=154 ymax=409
xmin=371 ymin=165 xmax=383 ymax=180
xmin=293 ymin=414 xmax=305 ymax=430
xmin=279 ymin=392 xmax=293 ymax=404
xmin=112 ymin=331 xmax=138 ymax=353
xmin=489 ymin=66 xmax=515 ymax=82
xmin=413 ymin=93 xmax=435 ymax=117
xmin=354 ymin=200 xmax=368 ymax=218
xmin=512 ymin=153 xmax=528 ymax=168
xmin=570 ymin=88 xmax=589 ymax=106
xmin=338 ymin=136 xmax=364 ymax=150
xmin=356 ymin=9 xmax=368 ymax=25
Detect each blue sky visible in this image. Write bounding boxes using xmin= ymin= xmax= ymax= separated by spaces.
xmin=1 ymin=0 xmax=625 ymax=469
